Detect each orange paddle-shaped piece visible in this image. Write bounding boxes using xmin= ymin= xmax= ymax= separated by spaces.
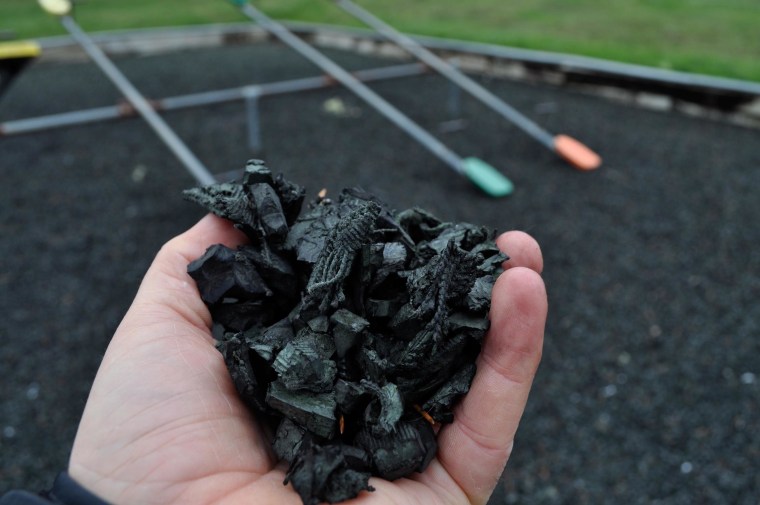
xmin=554 ymin=134 xmax=602 ymax=171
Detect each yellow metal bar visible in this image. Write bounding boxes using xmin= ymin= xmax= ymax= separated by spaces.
xmin=0 ymin=41 xmax=41 ymax=60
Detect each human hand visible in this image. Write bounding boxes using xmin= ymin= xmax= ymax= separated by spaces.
xmin=68 ymin=214 xmax=546 ymax=505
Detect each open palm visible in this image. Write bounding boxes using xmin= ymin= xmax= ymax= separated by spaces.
xmin=68 ymin=214 xmax=546 ymax=505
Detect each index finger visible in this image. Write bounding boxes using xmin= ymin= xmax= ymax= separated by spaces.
xmin=497 ymin=230 xmax=543 ymax=273
xmin=436 ymin=232 xmax=547 ymax=504
xmin=123 ymin=213 xmax=249 ymax=336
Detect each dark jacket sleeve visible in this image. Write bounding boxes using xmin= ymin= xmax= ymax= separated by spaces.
xmin=0 ymin=473 xmax=111 ymax=505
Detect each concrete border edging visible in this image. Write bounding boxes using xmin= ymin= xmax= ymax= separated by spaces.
xmin=34 ymin=22 xmax=760 ymax=128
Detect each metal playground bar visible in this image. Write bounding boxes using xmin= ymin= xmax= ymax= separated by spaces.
xmin=333 ymin=0 xmax=602 ymax=171
xmin=228 ymin=0 xmax=514 ymax=197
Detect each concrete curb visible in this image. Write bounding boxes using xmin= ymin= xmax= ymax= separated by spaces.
xmin=34 ymin=22 xmax=760 ymax=128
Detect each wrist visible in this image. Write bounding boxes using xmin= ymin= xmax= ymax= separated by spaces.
xmin=49 ymin=472 xmax=111 ymax=505
xmin=0 ymin=472 xmax=111 ymax=505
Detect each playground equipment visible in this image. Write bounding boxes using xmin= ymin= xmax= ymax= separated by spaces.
xmin=228 ymin=0 xmax=514 ymax=197
xmin=0 ymin=63 xmax=428 ymax=140
xmin=38 ymin=0 xmax=216 ymax=185
xmin=333 ymin=0 xmax=601 ymax=171
xmin=14 ymin=1 xmax=605 ymax=195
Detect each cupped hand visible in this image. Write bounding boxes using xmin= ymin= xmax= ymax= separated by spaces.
xmin=69 ymin=215 xmax=546 ymax=505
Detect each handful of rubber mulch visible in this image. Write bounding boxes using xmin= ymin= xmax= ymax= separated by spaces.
xmin=183 ymin=160 xmax=506 ymax=505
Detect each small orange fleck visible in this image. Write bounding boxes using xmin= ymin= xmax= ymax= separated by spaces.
xmin=414 ymin=404 xmax=436 ymax=426
xmin=318 ymin=188 xmax=327 ymax=199
xmin=339 ymin=414 xmax=345 ymax=434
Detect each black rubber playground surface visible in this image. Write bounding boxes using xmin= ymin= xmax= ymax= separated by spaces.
xmin=1 ymin=40 xmax=759 ymax=504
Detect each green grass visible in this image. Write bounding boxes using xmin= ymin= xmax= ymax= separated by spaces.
xmin=2 ymin=0 xmax=759 ymax=82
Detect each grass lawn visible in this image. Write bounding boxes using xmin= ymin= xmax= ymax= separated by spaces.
xmin=1 ymin=0 xmax=758 ymax=82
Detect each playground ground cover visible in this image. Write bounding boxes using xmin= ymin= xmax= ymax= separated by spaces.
xmin=1 ymin=37 xmax=759 ymax=503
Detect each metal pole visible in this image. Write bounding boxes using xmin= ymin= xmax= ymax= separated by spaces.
xmin=334 ymin=0 xmax=601 ymax=170
xmin=1 ymin=63 xmax=427 ymax=136
xmin=335 ymin=0 xmax=554 ymax=148
xmin=1 ymin=105 xmax=123 ymax=134
xmin=245 ymin=89 xmax=262 ymax=153
xmin=162 ymin=62 xmax=426 ymax=107
xmin=58 ymin=15 xmax=216 ymax=185
xmin=234 ymin=1 xmax=468 ymax=176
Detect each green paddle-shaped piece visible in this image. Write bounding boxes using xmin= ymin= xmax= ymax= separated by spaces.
xmin=462 ymin=157 xmax=514 ymax=197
